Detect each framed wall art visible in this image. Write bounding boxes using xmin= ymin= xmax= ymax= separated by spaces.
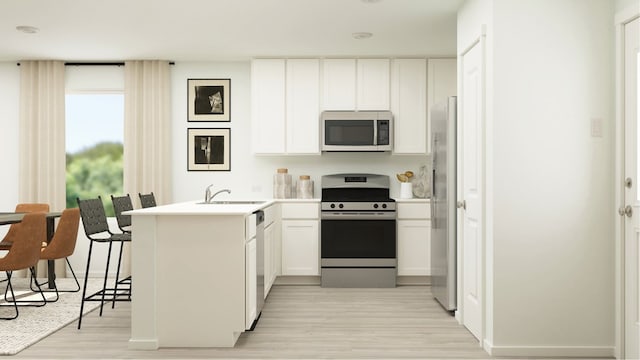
xmin=187 ymin=78 xmax=231 ymax=122
xmin=187 ymin=128 xmax=231 ymax=171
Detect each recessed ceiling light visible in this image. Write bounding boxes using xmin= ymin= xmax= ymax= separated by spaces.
xmin=352 ymin=32 xmax=373 ymax=40
xmin=16 ymin=25 xmax=39 ymax=34
xmin=361 ymin=0 xmax=381 ymax=3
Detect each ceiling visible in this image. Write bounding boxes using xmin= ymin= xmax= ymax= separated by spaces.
xmin=1 ymin=0 xmax=464 ymax=62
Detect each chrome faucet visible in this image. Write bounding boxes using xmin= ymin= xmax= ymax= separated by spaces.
xmin=204 ymin=185 xmax=231 ymax=203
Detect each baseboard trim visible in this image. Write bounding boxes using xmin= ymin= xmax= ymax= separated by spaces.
xmin=128 ymin=339 xmax=158 ymax=350
xmin=485 ymin=339 xmax=614 ymax=358
xmin=397 ymin=276 xmax=430 ymax=285
xmin=274 ymin=276 xmax=321 ymax=285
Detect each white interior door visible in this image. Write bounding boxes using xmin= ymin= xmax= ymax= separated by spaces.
xmin=459 ymin=40 xmax=484 ymax=341
xmin=624 ymin=16 xmax=640 ymax=360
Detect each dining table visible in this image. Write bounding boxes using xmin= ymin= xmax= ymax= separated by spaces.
xmin=0 ymin=211 xmax=62 ymax=289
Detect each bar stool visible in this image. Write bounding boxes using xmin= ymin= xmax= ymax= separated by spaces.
xmin=110 ymin=194 xmax=134 ymax=308
xmin=76 ymin=197 xmax=131 ymax=329
xmin=138 ymin=192 xmax=157 ymax=208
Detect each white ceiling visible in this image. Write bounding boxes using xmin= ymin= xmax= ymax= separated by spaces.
xmin=1 ymin=0 xmax=463 ymax=62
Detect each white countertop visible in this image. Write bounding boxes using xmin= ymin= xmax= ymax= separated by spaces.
xmin=126 ymin=199 xmax=277 ymax=216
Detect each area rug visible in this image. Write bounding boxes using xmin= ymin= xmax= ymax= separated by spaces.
xmin=0 ymin=278 xmax=103 ymax=355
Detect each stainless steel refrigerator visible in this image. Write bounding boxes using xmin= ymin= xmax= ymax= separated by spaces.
xmin=430 ymin=96 xmax=457 ymax=311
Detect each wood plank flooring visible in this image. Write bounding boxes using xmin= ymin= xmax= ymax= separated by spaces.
xmin=13 ymin=285 xmax=491 ymax=359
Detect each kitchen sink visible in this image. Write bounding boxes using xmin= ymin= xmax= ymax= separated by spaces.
xmin=197 ymin=200 xmax=266 ymax=205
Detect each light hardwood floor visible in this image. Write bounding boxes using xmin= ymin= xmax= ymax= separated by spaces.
xmin=14 ymin=285 xmax=492 ymax=359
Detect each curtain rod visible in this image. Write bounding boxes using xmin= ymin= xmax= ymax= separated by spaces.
xmin=16 ymin=61 xmax=175 ymax=66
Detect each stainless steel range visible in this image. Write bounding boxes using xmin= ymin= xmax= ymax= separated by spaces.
xmin=320 ymin=173 xmax=397 ymax=288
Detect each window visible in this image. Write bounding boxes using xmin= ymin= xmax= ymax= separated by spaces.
xmin=65 ymin=93 xmax=124 ymax=216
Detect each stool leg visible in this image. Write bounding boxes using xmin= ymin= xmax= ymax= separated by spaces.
xmin=99 ymin=241 xmax=114 ymax=317
xmin=78 ymin=240 xmax=94 ymax=329
xmin=112 ymin=241 xmax=124 ymax=309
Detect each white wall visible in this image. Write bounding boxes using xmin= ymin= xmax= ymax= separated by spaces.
xmin=616 ymin=0 xmax=637 ymax=12
xmin=460 ymin=0 xmax=616 ymax=356
xmin=170 ymin=61 xmax=429 ymax=203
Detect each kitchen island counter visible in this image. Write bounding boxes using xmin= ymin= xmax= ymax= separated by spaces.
xmin=126 ymin=200 xmax=273 ymax=350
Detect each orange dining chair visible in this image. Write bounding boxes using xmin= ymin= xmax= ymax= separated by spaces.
xmin=31 ymin=208 xmax=81 ymax=302
xmin=0 ymin=213 xmax=47 ymax=320
xmin=0 ymin=203 xmax=50 ymax=251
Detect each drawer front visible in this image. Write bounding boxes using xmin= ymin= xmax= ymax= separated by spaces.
xmin=397 ymin=202 xmax=431 ymax=220
xmin=281 ymin=203 xmax=319 ymax=219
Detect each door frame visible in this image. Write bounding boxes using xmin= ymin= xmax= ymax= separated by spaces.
xmin=615 ymin=4 xmax=640 ymax=360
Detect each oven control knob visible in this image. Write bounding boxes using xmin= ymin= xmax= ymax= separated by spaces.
xmin=373 ymin=203 xmax=379 ymax=209
xmin=330 ymin=203 xmax=336 ymax=209
xmin=382 ymin=204 xmax=387 ymax=209
xmin=339 ymin=203 xmax=344 ymax=209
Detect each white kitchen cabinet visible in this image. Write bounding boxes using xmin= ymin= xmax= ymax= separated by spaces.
xmin=322 ymin=58 xmax=390 ymax=111
xmin=264 ymin=220 xmax=276 ymax=296
xmin=392 ymin=58 xmax=428 ymax=154
xmin=286 ymin=59 xmax=320 ymax=154
xmin=322 ymin=59 xmax=356 ymax=110
xmin=281 ymin=202 xmax=319 ymax=276
xmin=252 ymin=58 xmax=320 ymax=154
xmin=251 ymin=59 xmax=286 ymax=154
xmin=427 ymin=58 xmax=457 ymax=153
xmin=396 ymin=201 xmax=431 ymax=276
xmin=245 ymin=213 xmax=257 ymax=330
xmin=357 ymin=58 xmax=390 ymax=110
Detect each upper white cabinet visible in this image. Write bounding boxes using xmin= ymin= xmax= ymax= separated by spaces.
xmin=357 ymin=59 xmax=390 ymax=110
xmin=391 ymin=58 xmax=428 ymax=154
xmin=322 ymin=59 xmax=356 ymax=110
xmin=252 ymin=58 xmax=320 ymax=155
xmin=286 ymin=59 xmax=320 ymax=154
xmin=322 ymin=58 xmax=390 ymax=111
xmin=251 ymin=59 xmax=285 ymax=154
xmin=427 ymin=58 xmax=457 ymax=153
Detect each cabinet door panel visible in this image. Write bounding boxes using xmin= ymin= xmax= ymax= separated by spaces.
xmin=357 ymin=58 xmax=390 ymax=110
xmin=281 ymin=220 xmax=319 ymax=275
xmin=392 ymin=58 xmax=427 ymax=154
xmin=245 ymin=238 xmax=257 ymax=329
xmin=286 ymin=59 xmax=320 ymax=154
xmin=252 ymin=59 xmax=286 ymax=154
xmin=322 ymin=59 xmax=356 ymax=110
xmin=397 ymin=220 xmax=430 ymax=276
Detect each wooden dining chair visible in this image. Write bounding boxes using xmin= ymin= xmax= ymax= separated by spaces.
xmin=31 ymin=208 xmax=81 ymax=302
xmin=0 ymin=203 xmax=50 ymax=251
xmin=138 ymin=192 xmax=157 ymax=208
xmin=0 ymin=213 xmax=47 ymax=320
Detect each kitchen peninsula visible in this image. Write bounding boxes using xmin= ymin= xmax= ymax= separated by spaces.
xmin=126 ymin=200 xmax=276 ymax=349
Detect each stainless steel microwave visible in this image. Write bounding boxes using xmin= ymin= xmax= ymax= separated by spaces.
xmin=321 ymin=111 xmax=393 ymax=152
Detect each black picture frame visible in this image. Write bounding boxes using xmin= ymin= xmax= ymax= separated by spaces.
xmin=187 ymin=128 xmax=231 ymax=171
xmin=187 ymin=79 xmax=231 ymax=122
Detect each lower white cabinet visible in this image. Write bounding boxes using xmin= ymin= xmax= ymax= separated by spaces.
xmin=264 ymin=221 xmax=276 ymax=296
xmin=396 ymin=201 xmax=431 ymax=276
xmin=245 ymin=236 xmax=257 ymax=329
xmin=281 ymin=220 xmax=319 ymax=275
xmin=280 ymin=202 xmax=319 ymax=276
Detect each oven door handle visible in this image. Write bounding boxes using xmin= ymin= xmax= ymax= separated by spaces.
xmin=321 ymin=212 xmax=397 ymax=220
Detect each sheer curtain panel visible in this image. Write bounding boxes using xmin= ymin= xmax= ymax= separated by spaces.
xmin=124 ymin=60 xmax=172 ymax=206
xmin=122 ymin=60 xmax=172 ymax=275
xmin=18 ymin=60 xmax=66 ymax=278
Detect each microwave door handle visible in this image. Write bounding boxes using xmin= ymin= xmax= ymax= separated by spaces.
xmin=373 ymin=120 xmax=378 ymax=146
